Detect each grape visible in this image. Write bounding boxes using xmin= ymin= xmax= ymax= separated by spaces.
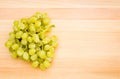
xmin=29 ymin=43 xmax=36 ymax=48
xmin=43 ymin=17 xmax=50 ymax=25
xmin=42 ymin=37 xmax=51 ymax=44
xmin=47 ymin=51 xmax=54 ymax=58
xmin=23 ymin=52 xmax=29 ymax=60
xmin=35 ymin=21 xmax=41 ymax=27
xmin=5 ymin=12 xmax=58 ymax=70
xmin=46 ymin=58 xmax=52 ymax=62
xmin=32 ymin=61 xmax=39 ymax=68
xmin=29 ymin=24 xmax=36 ymax=32
xmin=43 ymin=60 xmax=50 ymax=68
xmin=9 ymin=32 xmax=15 ymax=39
xmin=37 ymin=50 xmax=46 ymax=59
xmin=29 ymin=48 xmax=35 ymax=55
xmin=22 ymin=33 xmax=28 ymax=39
xmin=27 ymin=36 xmax=33 ymax=43
xmin=30 ymin=54 xmax=38 ymax=61
xmin=40 ymin=63 xmax=46 ymax=70
xmin=33 ymin=34 xmax=40 ymax=43
xmin=17 ymin=48 xmax=24 ymax=56
xmin=21 ymin=39 xmax=27 ymax=45
xmin=51 ymin=35 xmax=57 ymax=41
xmin=44 ymin=45 xmax=51 ymax=51
xmin=52 ymin=41 xmax=58 ymax=48
xmin=18 ymin=22 xmax=26 ymax=30
xmin=11 ymin=52 xmax=17 ymax=58
xmin=39 ymin=32 xmax=46 ymax=39
xmin=11 ymin=43 xmax=19 ymax=50
xmin=5 ymin=41 xmax=13 ymax=48
xmin=21 ymin=18 xmax=27 ymax=24
xmin=15 ymin=31 xmax=23 ymax=38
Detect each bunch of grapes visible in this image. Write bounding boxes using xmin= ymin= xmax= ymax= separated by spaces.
xmin=5 ymin=12 xmax=58 ymax=70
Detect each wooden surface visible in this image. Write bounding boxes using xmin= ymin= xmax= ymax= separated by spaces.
xmin=0 ymin=0 xmax=120 ymax=79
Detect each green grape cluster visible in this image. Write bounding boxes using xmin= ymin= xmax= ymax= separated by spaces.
xmin=5 ymin=12 xmax=58 ymax=70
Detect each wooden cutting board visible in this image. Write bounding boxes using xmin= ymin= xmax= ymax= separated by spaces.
xmin=0 ymin=0 xmax=120 ymax=79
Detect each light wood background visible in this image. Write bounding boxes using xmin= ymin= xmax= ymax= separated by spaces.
xmin=0 ymin=0 xmax=120 ymax=79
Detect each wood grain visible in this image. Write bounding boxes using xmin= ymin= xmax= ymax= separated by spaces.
xmin=0 ymin=0 xmax=120 ymax=79
xmin=0 ymin=0 xmax=120 ymax=8
xmin=0 ymin=8 xmax=120 ymax=20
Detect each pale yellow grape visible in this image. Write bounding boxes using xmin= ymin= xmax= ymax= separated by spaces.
xmin=29 ymin=48 xmax=36 ymax=55
xmin=31 ymin=54 xmax=38 ymax=61
xmin=11 ymin=43 xmax=19 ymax=50
xmin=37 ymin=50 xmax=46 ymax=59
xmin=23 ymin=52 xmax=29 ymax=60
xmin=43 ymin=60 xmax=50 ymax=68
xmin=44 ymin=45 xmax=51 ymax=51
xmin=17 ymin=48 xmax=24 ymax=56
xmin=11 ymin=52 xmax=17 ymax=58
xmin=32 ymin=61 xmax=39 ymax=68
xmin=40 ymin=63 xmax=46 ymax=70
xmin=15 ymin=31 xmax=23 ymax=38
xmin=27 ymin=36 xmax=33 ymax=43
xmin=29 ymin=43 xmax=36 ymax=48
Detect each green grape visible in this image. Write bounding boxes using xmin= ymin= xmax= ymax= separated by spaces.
xmin=29 ymin=24 xmax=36 ymax=32
xmin=51 ymin=35 xmax=57 ymax=41
xmin=38 ymin=58 xmax=44 ymax=64
xmin=13 ymin=20 xmax=19 ymax=32
xmin=36 ymin=47 xmax=41 ymax=52
xmin=22 ymin=33 xmax=28 ymax=39
xmin=13 ymin=25 xmax=19 ymax=32
xmin=30 ymin=16 xmax=37 ymax=23
xmin=35 ymin=21 xmax=41 ymax=27
xmin=46 ymin=58 xmax=52 ymax=62
xmin=40 ymin=63 xmax=46 ymax=70
xmin=36 ymin=26 xmax=41 ymax=33
xmin=42 ymin=13 xmax=48 ymax=19
xmin=27 ymin=17 xmax=33 ymax=23
xmin=18 ymin=22 xmax=26 ymax=30
xmin=47 ymin=51 xmax=54 ymax=58
xmin=50 ymin=47 xmax=54 ymax=52
xmin=33 ymin=34 xmax=40 ymax=43
xmin=39 ymin=32 xmax=46 ymax=39
xmin=29 ymin=43 xmax=35 ymax=48
xmin=21 ymin=18 xmax=27 ymax=24
xmin=11 ymin=43 xmax=19 ymax=50
xmin=15 ymin=31 xmax=23 ymax=38
xmin=44 ymin=45 xmax=51 ymax=51
xmin=5 ymin=41 xmax=13 ymax=48
xmin=36 ymin=41 xmax=42 ymax=47
xmin=42 ymin=17 xmax=50 ymax=25
xmin=23 ymin=52 xmax=29 ymax=60
xmin=35 ymin=12 xmax=42 ymax=18
xmin=31 ymin=54 xmax=37 ymax=61
xmin=17 ymin=48 xmax=24 ymax=56
xmin=21 ymin=39 xmax=27 ymax=45
xmin=11 ymin=52 xmax=17 ymax=58
xmin=47 ymin=47 xmax=55 ymax=57
xmin=32 ymin=61 xmax=39 ymax=68
xmin=13 ymin=20 xmax=19 ymax=26
xmin=9 ymin=32 xmax=15 ymax=39
xmin=27 ymin=36 xmax=33 ymax=43
xmin=43 ymin=60 xmax=50 ymax=68
xmin=29 ymin=48 xmax=36 ymax=55
xmin=42 ymin=37 xmax=50 ymax=44
xmin=52 ymin=41 xmax=58 ymax=48
xmin=37 ymin=50 xmax=46 ymax=59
